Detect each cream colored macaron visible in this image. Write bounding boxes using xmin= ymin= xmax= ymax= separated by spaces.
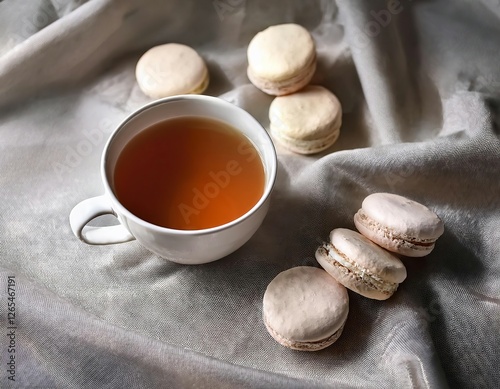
xmin=136 ymin=43 xmax=209 ymax=98
xmin=247 ymin=24 xmax=316 ymax=96
xmin=269 ymin=85 xmax=342 ymax=154
xmin=354 ymin=193 xmax=444 ymax=257
xmin=263 ymin=266 xmax=349 ymax=351
xmin=315 ymin=229 xmax=407 ymax=300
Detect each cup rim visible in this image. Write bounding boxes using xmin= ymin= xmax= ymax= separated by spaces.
xmin=101 ymin=94 xmax=277 ymax=236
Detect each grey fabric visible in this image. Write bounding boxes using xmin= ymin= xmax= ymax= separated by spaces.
xmin=1 ymin=0 xmax=499 ymax=388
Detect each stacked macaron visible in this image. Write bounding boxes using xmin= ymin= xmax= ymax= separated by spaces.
xmin=263 ymin=193 xmax=444 ymax=351
xmin=247 ymin=24 xmax=342 ymax=155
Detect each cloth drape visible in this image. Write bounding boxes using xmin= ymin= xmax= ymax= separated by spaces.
xmin=1 ymin=0 xmax=499 ymax=388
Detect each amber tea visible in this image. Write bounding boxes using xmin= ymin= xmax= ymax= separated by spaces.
xmin=113 ymin=117 xmax=265 ymax=230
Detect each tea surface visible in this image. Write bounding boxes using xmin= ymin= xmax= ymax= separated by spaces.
xmin=114 ymin=117 xmax=265 ymax=230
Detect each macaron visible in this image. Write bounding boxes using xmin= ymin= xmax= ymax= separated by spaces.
xmin=136 ymin=43 xmax=209 ymax=98
xmin=315 ymin=229 xmax=407 ymax=300
xmin=262 ymin=266 xmax=349 ymax=351
xmin=354 ymin=193 xmax=444 ymax=257
xmin=247 ymin=24 xmax=316 ymax=96
xmin=269 ymin=85 xmax=342 ymax=154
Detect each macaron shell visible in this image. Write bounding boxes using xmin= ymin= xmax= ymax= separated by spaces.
xmin=354 ymin=211 xmax=436 ymax=257
xmin=188 ymin=71 xmax=210 ymax=94
xmin=269 ymin=86 xmax=342 ymax=140
xmin=136 ymin=43 xmax=208 ymax=98
xmin=360 ymin=193 xmax=444 ymax=240
xmin=264 ymin=316 xmax=345 ymax=351
xmin=247 ymin=24 xmax=316 ymax=81
xmin=329 ymin=229 xmax=407 ymax=283
xmin=263 ymin=266 xmax=349 ymax=343
xmin=315 ymin=245 xmax=393 ymax=300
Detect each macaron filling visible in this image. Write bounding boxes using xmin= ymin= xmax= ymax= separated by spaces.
xmin=263 ymin=315 xmax=345 ymax=351
xmin=270 ymin=125 xmax=339 ymax=153
xmin=189 ymin=70 xmax=209 ymax=94
xmin=318 ymin=243 xmax=399 ymax=295
xmin=247 ymin=54 xmax=316 ymax=95
xmin=355 ymin=210 xmax=438 ymax=247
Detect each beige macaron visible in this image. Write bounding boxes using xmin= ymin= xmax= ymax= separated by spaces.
xmin=247 ymin=24 xmax=316 ymax=96
xmin=136 ymin=43 xmax=209 ymax=98
xmin=269 ymin=85 xmax=342 ymax=154
xmin=263 ymin=266 xmax=349 ymax=351
xmin=315 ymin=229 xmax=407 ymax=300
xmin=354 ymin=193 xmax=444 ymax=257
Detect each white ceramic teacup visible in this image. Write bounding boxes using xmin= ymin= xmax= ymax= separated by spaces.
xmin=69 ymin=95 xmax=277 ymax=264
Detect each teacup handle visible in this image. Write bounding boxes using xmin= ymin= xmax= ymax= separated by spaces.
xmin=69 ymin=195 xmax=135 ymax=245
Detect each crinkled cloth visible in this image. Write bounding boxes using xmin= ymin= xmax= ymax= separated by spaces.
xmin=0 ymin=0 xmax=499 ymax=388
